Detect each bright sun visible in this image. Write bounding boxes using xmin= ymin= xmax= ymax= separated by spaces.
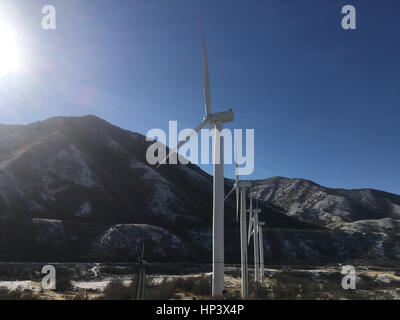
xmin=0 ymin=25 xmax=21 ymax=76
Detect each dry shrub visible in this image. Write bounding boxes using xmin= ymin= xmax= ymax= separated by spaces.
xmin=0 ymin=289 xmax=40 ymax=300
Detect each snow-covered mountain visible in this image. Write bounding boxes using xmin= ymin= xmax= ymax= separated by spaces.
xmin=251 ymin=177 xmax=400 ymax=229
xmin=0 ymin=115 xmax=399 ymax=264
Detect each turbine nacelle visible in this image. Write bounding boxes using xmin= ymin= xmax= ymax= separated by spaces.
xmin=237 ymin=181 xmax=252 ymax=189
xmin=246 ymin=208 xmax=261 ymax=214
xmin=204 ymin=110 xmax=234 ymax=124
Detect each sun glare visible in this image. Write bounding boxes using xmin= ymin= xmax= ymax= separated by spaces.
xmin=0 ymin=24 xmax=21 ymax=76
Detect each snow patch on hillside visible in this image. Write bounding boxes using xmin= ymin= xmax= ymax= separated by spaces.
xmin=0 ymin=175 xmax=11 ymax=205
xmin=0 ymin=170 xmax=24 ymax=205
xmin=76 ymin=201 xmax=91 ymax=217
xmin=107 ymin=139 xmax=122 ymax=150
xmin=130 ymin=132 xmax=142 ymax=141
xmin=189 ymin=228 xmax=212 ymax=250
xmin=48 ymin=186 xmax=69 ymax=196
xmin=178 ymin=165 xmax=211 ymax=185
xmin=392 ymin=203 xmax=400 ymax=216
xmin=99 ymin=127 xmax=122 ymax=151
xmin=0 ymin=281 xmax=40 ymax=292
xmin=313 ymin=195 xmax=351 ymax=216
xmin=251 ymin=180 xmax=359 ymax=224
xmin=32 ymin=219 xmax=69 ymax=242
xmin=29 ymin=201 xmax=44 ymax=211
xmin=51 ymin=145 xmax=96 ymax=188
xmin=130 ymin=160 xmax=179 ymax=218
xmin=283 ymin=193 xmax=351 ymax=224
xmin=335 ymin=218 xmax=400 ymax=235
xmin=40 ymin=191 xmax=56 ymax=202
xmin=94 ymin=224 xmax=185 ymax=257
xmin=356 ymin=190 xmax=376 ymax=206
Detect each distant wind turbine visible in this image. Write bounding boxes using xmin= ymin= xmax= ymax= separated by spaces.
xmin=225 ymin=146 xmax=251 ymax=299
xmin=248 ymin=195 xmax=264 ymax=284
xmin=258 ymin=220 xmax=265 ymax=283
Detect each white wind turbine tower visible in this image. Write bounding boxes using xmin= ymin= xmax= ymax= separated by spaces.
xmin=248 ymin=196 xmax=264 ymax=284
xmin=158 ymin=23 xmax=234 ymax=298
xmin=258 ymin=218 xmax=265 ymax=283
xmin=225 ymin=147 xmax=251 ymax=299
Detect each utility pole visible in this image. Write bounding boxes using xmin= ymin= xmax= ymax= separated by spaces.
xmin=135 ymin=242 xmax=146 ymax=300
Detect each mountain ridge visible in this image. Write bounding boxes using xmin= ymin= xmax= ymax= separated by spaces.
xmin=0 ymin=115 xmax=399 ymax=264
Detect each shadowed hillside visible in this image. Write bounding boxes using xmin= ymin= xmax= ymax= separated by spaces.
xmin=0 ymin=115 xmax=399 ymax=264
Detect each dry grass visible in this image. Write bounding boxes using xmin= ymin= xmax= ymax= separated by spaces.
xmin=0 ymin=265 xmax=397 ymax=300
xmin=0 ymin=289 xmax=41 ymax=300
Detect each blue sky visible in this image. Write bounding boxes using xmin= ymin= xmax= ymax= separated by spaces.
xmin=0 ymin=0 xmax=399 ymax=194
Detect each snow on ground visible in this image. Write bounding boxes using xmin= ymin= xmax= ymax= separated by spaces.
xmin=0 ymin=130 xmax=96 ymax=210
xmin=107 ymin=139 xmax=122 ymax=150
xmin=253 ymin=180 xmax=353 ymax=224
xmin=178 ymin=164 xmax=211 ymax=185
xmin=75 ymin=201 xmax=92 ymax=217
xmin=375 ymin=273 xmax=400 ymax=285
xmin=51 ymin=144 xmax=96 ymax=188
xmin=335 ymin=218 xmax=399 ymax=234
xmin=98 ymin=127 xmax=122 ymax=151
xmin=0 ymin=281 xmax=41 ymax=292
xmin=33 ymin=218 xmax=64 ymax=228
xmin=392 ymin=203 xmax=400 ymax=216
xmin=28 ymin=201 xmax=44 ymax=211
xmin=90 ymin=263 xmax=100 ymax=278
xmin=130 ymin=132 xmax=143 ymax=142
xmin=32 ymin=218 xmax=72 ymax=242
xmin=130 ymin=160 xmax=179 ymax=218
xmin=0 ymin=169 xmax=25 ymax=205
xmin=1 ymin=266 xmax=400 ymax=300
xmin=48 ymin=186 xmax=69 ymax=196
xmin=355 ymin=190 xmax=377 ymax=208
xmin=94 ymin=224 xmax=185 ymax=257
xmin=0 ymin=279 xmax=126 ymax=292
xmin=189 ymin=228 xmax=212 ymax=250
xmin=36 ymin=187 xmax=69 ymax=207
xmin=250 ymin=178 xmax=400 ymax=227
xmin=73 ymin=276 xmax=177 ymax=291
xmin=0 ymin=174 xmax=11 ymax=205
xmin=313 ymin=194 xmax=351 ymax=217
xmin=72 ymin=280 xmax=114 ymax=291
xmin=40 ymin=191 xmax=56 ymax=202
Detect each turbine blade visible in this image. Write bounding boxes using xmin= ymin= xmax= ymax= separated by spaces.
xmin=236 ymin=188 xmax=239 ymax=223
xmin=201 ymin=21 xmax=211 ymax=117
xmin=233 ymin=143 xmax=239 ymax=223
xmin=224 ymin=185 xmax=236 ymax=200
xmin=248 ymin=214 xmax=253 ymax=245
xmin=234 ymin=143 xmax=239 ymax=183
xmin=248 ymin=191 xmax=254 ymax=244
xmin=157 ymin=120 xmax=208 ymax=168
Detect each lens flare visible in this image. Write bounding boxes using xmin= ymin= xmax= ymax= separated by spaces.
xmin=0 ymin=25 xmax=21 ymax=76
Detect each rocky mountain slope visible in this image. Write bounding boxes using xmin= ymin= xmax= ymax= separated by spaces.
xmin=0 ymin=115 xmax=399 ymax=264
xmin=251 ymin=177 xmax=400 ymax=228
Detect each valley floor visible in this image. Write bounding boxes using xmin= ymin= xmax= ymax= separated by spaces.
xmin=0 ymin=263 xmax=400 ymax=300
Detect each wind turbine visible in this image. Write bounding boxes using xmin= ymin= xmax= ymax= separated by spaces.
xmin=225 ymin=147 xmax=251 ymax=299
xmin=258 ymin=220 xmax=265 ymax=283
xmin=135 ymin=242 xmax=146 ymax=300
xmin=248 ymin=195 xmax=264 ymax=285
xmin=157 ymin=23 xmax=234 ymax=298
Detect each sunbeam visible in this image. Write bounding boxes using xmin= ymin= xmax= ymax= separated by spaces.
xmin=0 ymin=24 xmax=21 ymax=76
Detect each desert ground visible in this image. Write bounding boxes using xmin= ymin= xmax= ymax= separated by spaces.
xmin=0 ymin=262 xmax=400 ymax=300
